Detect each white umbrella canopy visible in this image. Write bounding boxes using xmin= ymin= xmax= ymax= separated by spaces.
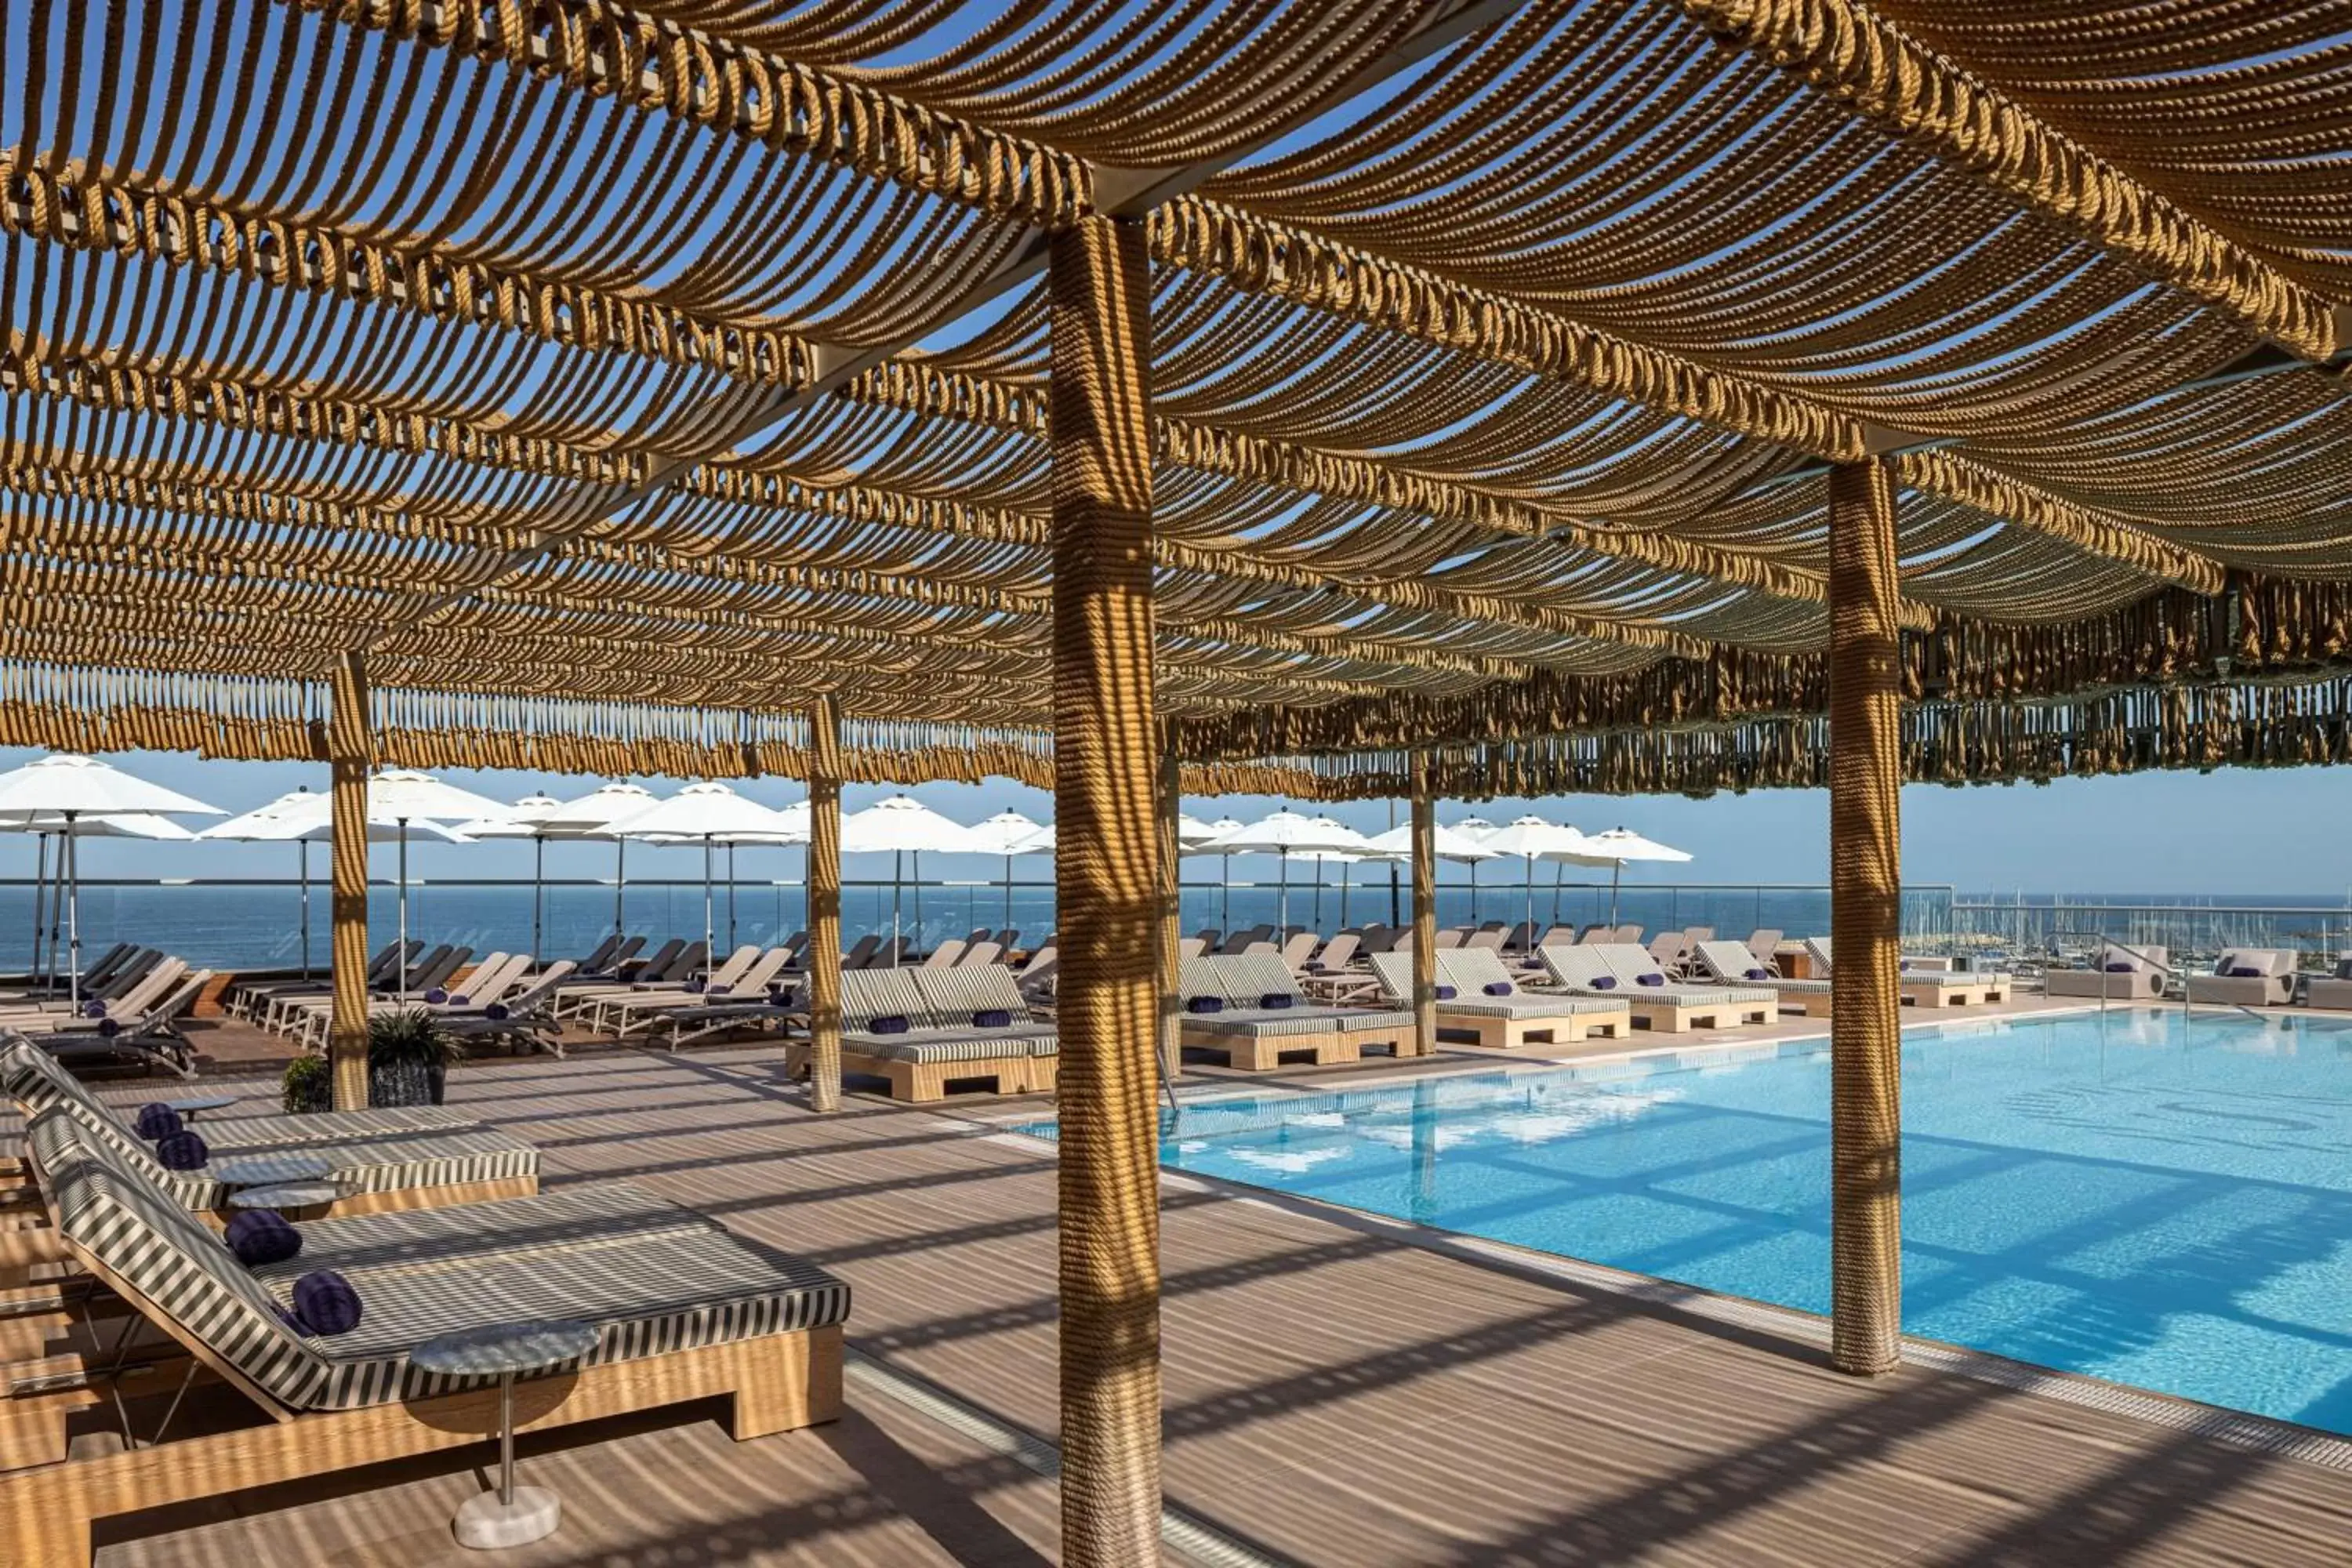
xmin=1472 ymin=816 xmax=1610 ymax=937
xmin=364 ymin=768 xmax=509 ymax=823
xmin=5 ymin=812 xmax=195 ymax=841
xmin=1362 ymin=822 xmax=1499 ymax=862
xmin=1198 ymin=810 xmax=1369 ymax=932
xmin=0 ymin=756 xmax=220 ymax=1002
xmin=1181 ymin=815 xmax=1247 ymax=930
xmin=840 ymin=795 xmax=982 ymax=962
xmin=1176 ymin=814 xmax=1225 ymax=846
xmin=1451 ymin=815 xmax=1499 ymax=921
xmin=0 ymin=753 xmax=222 ymax=818
xmin=1582 ymin=826 xmax=1694 ymax=924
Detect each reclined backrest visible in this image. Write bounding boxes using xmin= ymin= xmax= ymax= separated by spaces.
xmin=1367 ymin=952 xmax=1411 ymax=1000
xmin=1696 ymin=941 xmax=1776 ymax=983
xmin=1745 ymin=930 xmax=1784 ymax=964
xmin=577 ymin=933 xmax=623 ymax=974
xmin=1805 ymin=936 xmax=1835 ymax=975
xmin=1204 ymin=952 xmax=1304 ymax=1007
xmin=630 ymin=938 xmax=686 ymax=979
xmin=0 ymin=1035 xmax=104 ymax=1116
xmin=1437 ymin=946 xmax=1515 ymax=992
xmin=1541 ymin=944 xmax=1615 ymax=990
xmin=1599 ymin=945 xmax=1675 ymax=987
xmin=911 ymin=965 xmax=1026 ymax=1025
xmin=839 ymin=968 xmax=935 ymax=1030
xmin=31 ymin=1108 xmax=327 ymax=1409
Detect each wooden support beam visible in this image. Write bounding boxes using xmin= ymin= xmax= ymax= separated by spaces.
xmin=804 ymin=696 xmax=844 ymax=1114
xmin=1827 ymin=460 xmax=1903 ymax=1377
xmin=1410 ymin=757 xmax=1439 ymax=1059
xmin=1050 ymin=213 xmax=1163 ymax=1563
xmin=326 ymin=651 xmax=371 ymax=1112
xmin=1157 ymin=745 xmax=1184 ymax=1087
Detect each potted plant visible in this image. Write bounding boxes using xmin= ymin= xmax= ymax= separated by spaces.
xmin=368 ymin=1008 xmax=461 ymax=1107
xmin=281 ymin=1054 xmax=332 ymax=1116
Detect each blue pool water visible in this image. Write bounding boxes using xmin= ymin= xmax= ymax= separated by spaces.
xmin=1134 ymin=1010 xmax=2352 ymax=1436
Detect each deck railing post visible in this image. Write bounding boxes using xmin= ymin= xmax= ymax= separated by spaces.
xmin=1156 ymin=743 xmax=1183 ymax=1086
xmin=1050 ymin=210 xmax=1163 ymax=1563
xmin=1828 ymin=459 xmax=1904 ymax=1376
xmin=1410 ymin=755 xmax=1438 ymax=1057
xmin=806 ymin=695 xmax=844 ymax=1114
xmin=327 ymin=650 xmax=372 ymax=1112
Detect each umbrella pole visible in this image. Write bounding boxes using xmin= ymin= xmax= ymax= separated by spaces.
xmin=1278 ymin=850 xmax=1289 ymax=933
xmin=1004 ymin=852 xmax=1014 ymax=930
xmin=1341 ymin=862 xmax=1351 ymax=929
xmin=1610 ymin=860 xmax=1623 ymax=927
xmin=29 ymin=832 xmax=45 ymax=989
xmin=913 ymin=850 xmax=923 ymax=953
xmin=1524 ymin=855 xmax=1534 ymax=946
xmin=1312 ymin=858 xmax=1323 ymax=931
xmin=299 ymin=840 xmax=312 ymax=979
xmin=892 ymin=850 xmax=903 ymax=966
xmin=532 ymin=836 xmax=544 ymax=963
xmin=1552 ymin=860 xmax=1563 ymax=926
xmin=702 ymin=837 xmax=715 ymax=961
xmin=728 ymin=842 xmax=737 ymax=947
xmin=64 ymin=815 xmax=80 ymax=1007
xmin=397 ymin=818 xmax=409 ymax=1003
xmin=614 ymin=837 xmax=626 ymax=945
xmin=1221 ymin=852 xmax=1231 ymax=931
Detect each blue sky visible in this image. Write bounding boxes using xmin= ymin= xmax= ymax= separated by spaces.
xmin=11 ymin=749 xmax=2347 ymax=898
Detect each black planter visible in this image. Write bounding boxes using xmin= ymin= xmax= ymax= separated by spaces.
xmin=368 ymin=1058 xmax=446 ymax=1108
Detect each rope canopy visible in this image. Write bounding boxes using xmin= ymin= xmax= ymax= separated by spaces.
xmin=3 ymin=0 xmax=2350 ymax=782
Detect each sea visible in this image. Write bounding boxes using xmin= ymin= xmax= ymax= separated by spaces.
xmin=3 ymin=875 xmax=2347 ymax=975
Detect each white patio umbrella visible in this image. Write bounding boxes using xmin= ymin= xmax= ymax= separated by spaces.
xmin=1474 ymin=816 xmax=1612 ymax=940
xmin=1361 ymin=820 xmax=1498 ymax=934
xmin=198 ymin=791 xmax=470 ymax=993
xmin=963 ymin=810 xmax=1049 ymax=930
xmin=0 ymin=755 xmax=222 ymax=1003
xmin=453 ymin=795 xmax=567 ymax=960
xmin=608 ymin=782 xmax=800 ymax=962
xmin=536 ymin=782 xmax=661 ymax=945
xmin=1180 ymin=815 xmax=1247 ymax=929
xmin=840 ymin=794 xmax=982 ymax=962
xmin=1581 ymin=826 xmax=1694 ymax=925
xmin=1199 ymin=811 xmax=1370 ymax=932
xmin=358 ymin=770 xmax=507 ymax=999
xmin=2 ymin=812 xmax=198 ymax=990
xmin=1452 ymin=815 xmax=1497 ymax=924
xmin=1176 ymin=815 xmax=1225 ymax=846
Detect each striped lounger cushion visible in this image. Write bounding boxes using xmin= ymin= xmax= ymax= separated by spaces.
xmin=845 ymin=1032 xmax=1038 ymax=1065
xmin=1330 ymin=1009 xmax=1416 ymax=1035
xmin=1185 ymin=1010 xmax=1344 ymax=1039
xmin=1629 ymin=985 xmax=1746 ymax=1007
xmin=910 ymin=967 xmax=1029 ymax=1020
xmin=278 ymin=1185 xmax=725 ymax=1276
xmin=39 ymin=1110 xmax=851 ymax=1414
xmin=1432 ymin=996 xmax=1621 ymax=1019
xmin=33 ymin=1099 xmax=536 ymax=1210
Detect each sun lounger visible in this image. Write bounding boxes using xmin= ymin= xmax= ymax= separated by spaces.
xmin=14 ymin=969 xmax=216 ymax=1076
xmin=1 ymin=1112 xmax=844 ymax=1564
xmin=1744 ymin=929 xmax=1784 ymax=967
xmin=1690 ymin=940 xmax=1826 ymax=1014
xmin=602 ymin=950 xmax=795 ymax=1047
xmin=1537 ymin=946 xmax=1767 ymax=1033
xmin=1799 ymin=938 xmax=2013 ymax=1007
xmin=2045 ymin=942 xmax=2171 ymax=1000
xmin=552 ymin=938 xmax=713 ymax=1019
xmin=1595 ymin=945 xmax=1774 ymax=1026
xmin=281 ymin=951 xmax=540 ymax=1050
xmin=1368 ymin=949 xmax=1629 ymax=1048
xmin=2184 ymin=946 xmax=2299 ymax=1007
xmin=1177 ymin=954 xmax=1412 ymax=1071
xmin=958 ymin=939 xmax=1004 ymax=967
xmin=786 ymin=967 xmax=1055 ymax=1101
xmin=2303 ymin=955 xmax=2352 ymax=1011
xmin=586 ymin=946 xmax=769 ymax=1035
xmin=0 ymin=959 xmax=189 ymax=1036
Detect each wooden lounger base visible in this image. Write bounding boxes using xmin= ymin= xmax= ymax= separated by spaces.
xmin=1627 ymin=1001 xmax=1773 ymax=1033
xmin=1900 ymin=980 xmax=2013 ymax=1007
xmin=1181 ymin=1025 xmax=1410 ymax=1073
xmin=788 ymin=1044 xmax=1052 ymax=1102
xmin=1440 ymin=1009 xmax=1632 ymax=1050
xmin=1 ymin=1323 xmax=844 ymax=1566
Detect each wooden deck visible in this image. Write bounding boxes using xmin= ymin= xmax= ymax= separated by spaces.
xmin=22 ymin=1039 xmax=2352 ymax=1564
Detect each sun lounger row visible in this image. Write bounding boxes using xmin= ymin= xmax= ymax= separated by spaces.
xmin=1367 ymin=949 xmax=1631 ymax=1047
xmin=1178 ymin=954 xmax=1414 ymax=1070
xmin=786 ymin=964 xmax=1058 ymax=1101
xmin=0 ymin=956 xmax=213 ymax=1077
xmin=1 ymin=1071 xmax=848 ymax=1565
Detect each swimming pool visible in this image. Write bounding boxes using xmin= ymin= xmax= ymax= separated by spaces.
xmin=1128 ymin=1009 xmax=2352 ymax=1436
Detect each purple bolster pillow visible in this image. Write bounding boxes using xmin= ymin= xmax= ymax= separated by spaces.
xmin=485 ymin=1003 xmax=510 ymax=1020
xmin=227 ymin=1209 xmax=303 ymax=1266
xmin=96 ymin=1018 xmax=121 ymax=1037
xmin=425 ymin=988 xmax=450 ymax=1005
xmin=705 ymin=984 xmax=731 ymax=997
xmin=80 ymin=1000 xmax=106 ymax=1018
xmin=154 ymin=1131 xmax=208 ymax=1171
xmin=1259 ymin=993 xmax=1295 ymax=1010
xmin=1434 ymin=985 xmax=1457 ymax=1000
xmin=1588 ymin=975 xmax=1617 ymax=990
xmin=2103 ymin=962 xmax=2135 ymax=973
xmin=1483 ymin=982 xmax=1513 ymax=996
xmin=1187 ymin=996 xmax=1222 ymax=1014
xmin=2227 ymin=966 xmax=2263 ymax=978
xmin=1745 ymin=968 xmax=1772 ymax=981
xmin=973 ymin=1009 xmax=1011 ymax=1028
xmin=1636 ymin=973 xmax=1665 ymax=987
xmin=133 ymin=1103 xmax=183 ymax=1140
xmin=291 ymin=1270 xmax=361 ymax=1335
xmin=868 ymin=1014 xmax=910 ymax=1035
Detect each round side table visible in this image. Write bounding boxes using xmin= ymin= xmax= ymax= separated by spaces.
xmin=411 ymin=1320 xmax=599 ymax=1550
xmin=164 ymin=1094 xmax=240 ymax=1121
xmin=209 ymin=1152 xmax=335 ymax=1190
xmin=225 ymin=1181 xmax=342 ymax=1218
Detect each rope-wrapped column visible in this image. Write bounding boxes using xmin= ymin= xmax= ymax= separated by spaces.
xmin=1410 ymin=755 xmax=1438 ymax=1058
xmin=1051 ymin=211 xmax=1162 ymax=1563
xmin=1156 ymin=746 xmax=1183 ymax=1086
xmin=1828 ymin=459 xmax=1904 ymax=1376
xmin=806 ymin=695 xmax=845 ymax=1114
xmin=327 ymin=651 xmax=372 ymax=1112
